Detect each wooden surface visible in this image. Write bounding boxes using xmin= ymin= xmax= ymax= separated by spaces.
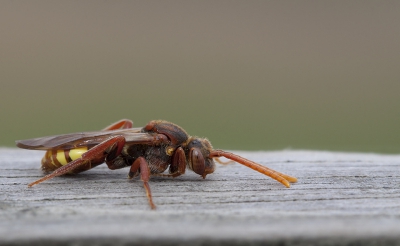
xmin=1 ymin=148 xmax=399 ymax=245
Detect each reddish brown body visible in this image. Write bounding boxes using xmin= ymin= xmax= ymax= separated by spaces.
xmin=16 ymin=119 xmax=297 ymax=209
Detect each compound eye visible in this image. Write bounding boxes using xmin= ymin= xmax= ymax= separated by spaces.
xmin=190 ymin=148 xmax=205 ymax=175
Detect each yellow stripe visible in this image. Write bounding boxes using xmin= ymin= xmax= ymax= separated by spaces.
xmin=42 ymin=151 xmax=58 ymax=167
xmin=69 ymin=147 xmax=88 ymax=161
xmin=56 ymin=150 xmax=68 ymax=165
xmin=49 ymin=151 xmax=57 ymax=167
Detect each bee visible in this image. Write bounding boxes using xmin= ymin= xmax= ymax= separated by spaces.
xmin=16 ymin=119 xmax=297 ymax=209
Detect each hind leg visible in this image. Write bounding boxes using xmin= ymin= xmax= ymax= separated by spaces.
xmin=102 ymin=119 xmax=133 ymax=130
xmin=28 ymin=136 xmax=126 ymax=187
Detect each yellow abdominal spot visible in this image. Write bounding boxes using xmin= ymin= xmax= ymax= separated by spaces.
xmin=69 ymin=147 xmax=88 ymax=161
xmin=56 ymin=147 xmax=88 ymax=166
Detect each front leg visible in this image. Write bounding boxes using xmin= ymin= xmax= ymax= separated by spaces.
xmin=28 ymin=136 xmax=126 ymax=187
xmin=153 ymin=147 xmax=186 ymax=178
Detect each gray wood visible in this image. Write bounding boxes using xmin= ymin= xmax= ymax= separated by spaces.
xmin=1 ymin=148 xmax=399 ymax=245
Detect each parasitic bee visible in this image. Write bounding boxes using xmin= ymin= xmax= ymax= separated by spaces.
xmin=16 ymin=119 xmax=297 ymax=209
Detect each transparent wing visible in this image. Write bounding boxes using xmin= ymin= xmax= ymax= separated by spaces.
xmin=16 ymin=128 xmax=165 ymax=150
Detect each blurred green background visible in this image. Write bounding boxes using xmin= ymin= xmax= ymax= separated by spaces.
xmin=1 ymin=1 xmax=399 ymax=153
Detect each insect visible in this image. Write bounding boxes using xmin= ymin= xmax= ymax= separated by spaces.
xmin=16 ymin=119 xmax=297 ymax=209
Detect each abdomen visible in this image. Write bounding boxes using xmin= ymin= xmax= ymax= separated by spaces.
xmin=41 ymin=147 xmax=99 ymax=173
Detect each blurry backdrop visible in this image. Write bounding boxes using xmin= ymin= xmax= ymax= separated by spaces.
xmin=1 ymin=1 xmax=399 ymax=153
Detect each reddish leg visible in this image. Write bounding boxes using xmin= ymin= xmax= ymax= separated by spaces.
xmin=28 ymin=136 xmax=126 ymax=187
xmin=154 ymin=147 xmax=187 ymax=178
xmin=129 ymin=157 xmax=156 ymax=210
xmin=102 ymin=119 xmax=133 ymax=130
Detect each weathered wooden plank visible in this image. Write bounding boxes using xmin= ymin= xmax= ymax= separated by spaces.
xmin=1 ymin=148 xmax=399 ymax=245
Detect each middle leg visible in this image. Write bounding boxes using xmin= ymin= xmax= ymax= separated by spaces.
xmin=129 ymin=157 xmax=156 ymax=210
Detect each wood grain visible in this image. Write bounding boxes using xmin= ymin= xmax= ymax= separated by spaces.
xmin=1 ymin=148 xmax=399 ymax=245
